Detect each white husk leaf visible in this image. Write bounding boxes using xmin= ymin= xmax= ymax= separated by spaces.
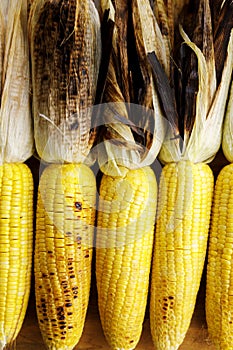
xmin=0 ymin=8 xmax=4 ymax=98
xmin=134 ymin=0 xmax=170 ymax=76
xmin=159 ymin=28 xmax=233 ymax=164
xmin=0 ymin=0 xmax=33 ymax=164
xmin=222 ymin=79 xmax=233 ymax=162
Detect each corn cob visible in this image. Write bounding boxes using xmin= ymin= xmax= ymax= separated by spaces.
xmin=149 ymin=0 xmax=233 ymax=349
xmin=150 ymin=161 xmax=213 ymax=349
xmin=35 ymin=163 xmax=96 ymax=350
xmin=0 ymin=0 xmax=34 ymax=348
xmin=29 ymin=0 xmax=101 ymax=348
xmin=96 ymin=166 xmax=157 ymax=349
xmin=0 ymin=163 xmax=33 ymax=349
xmin=95 ymin=1 xmax=164 ymax=349
xmin=206 ymin=48 xmax=233 ymax=350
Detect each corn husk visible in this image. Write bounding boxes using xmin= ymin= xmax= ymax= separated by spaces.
xmin=222 ymin=79 xmax=233 ymax=162
xmin=0 ymin=0 xmax=33 ymax=164
xmin=29 ymin=0 xmax=101 ymax=164
xmin=97 ymin=0 xmax=165 ymax=176
xmin=158 ymin=1 xmax=233 ymax=164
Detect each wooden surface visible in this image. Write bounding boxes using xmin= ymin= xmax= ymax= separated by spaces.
xmin=15 ymin=151 xmax=228 ymax=350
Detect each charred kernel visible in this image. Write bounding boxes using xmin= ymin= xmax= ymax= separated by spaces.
xmin=41 ymin=298 xmax=46 ymax=302
xmin=66 ymin=231 xmax=72 ymax=236
xmin=70 ymin=275 xmax=75 ymax=278
xmin=65 ymin=303 xmax=72 ymax=307
xmin=42 ymin=273 xmax=47 ymax=278
xmin=59 ymin=321 xmax=66 ymax=325
xmin=58 ymin=316 xmax=65 ymax=321
xmin=47 ymin=250 xmax=53 ymax=254
xmin=68 ymin=326 xmax=73 ymax=329
xmin=61 ymin=331 xmax=66 ymax=335
xmin=41 ymin=303 xmax=46 ymax=309
xmin=76 ymin=236 xmax=82 ymax=241
xmin=73 ymin=291 xmax=78 ymax=295
xmin=85 ymin=254 xmax=89 ymax=258
xmin=168 ymin=296 xmax=174 ymax=300
xmin=74 ymin=296 xmax=78 ymax=299
xmin=61 ymin=337 xmax=66 ymax=340
xmin=40 ymin=320 xmax=44 ymax=323
xmin=74 ymin=202 xmax=82 ymax=211
xmin=48 ymin=338 xmax=52 ymax=341
xmin=67 ymin=312 xmax=73 ymax=316
xmin=39 ymin=285 xmax=42 ymax=289
xmin=51 ymin=319 xmax=56 ymax=322
xmin=43 ymin=313 xmax=47 ymax=316
xmin=50 ymin=272 xmax=55 ymax=276
xmin=72 ymin=286 xmax=78 ymax=290
xmin=68 ymin=267 xmax=73 ymax=270
xmin=60 ymin=326 xmax=66 ymax=330
xmin=57 ymin=307 xmax=64 ymax=312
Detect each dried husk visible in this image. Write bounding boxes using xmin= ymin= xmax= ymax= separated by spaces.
xmin=158 ymin=9 xmax=233 ymax=164
xmin=29 ymin=0 xmax=101 ymax=164
xmin=0 ymin=9 xmax=4 ymax=99
xmin=98 ymin=0 xmax=165 ymax=176
xmin=222 ymin=78 xmax=233 ymax=162
xmin=0 ymin=0 xmax=33 ymax=164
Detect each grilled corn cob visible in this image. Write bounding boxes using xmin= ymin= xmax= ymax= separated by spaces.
xmin=29 ymin=0 xmax=101 ymax=348
xmin=95 ymin=1 xmax=164 ymax=348
xmin=96 ymin=166 xmax=157 ymax=349
xmin=35 ymin=163 xmax=96 ymax=350
xmin=149 ymin=1 xmax=233 ymax=349
xmin=0 ymin=0 xmax=34 ymax=348
xmin=150 ymin=161 xmax=213 ymax=350
xmin=0 ymin=163 xmax=33 ymax=349
xmin=206 ymin=62 xmax=233 ymax=350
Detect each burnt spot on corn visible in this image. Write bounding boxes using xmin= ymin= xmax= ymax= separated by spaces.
xmin=65 ymin=303 xmax=72 ymax=308
xmin=74 ymin=202 xmax=82 ymax=211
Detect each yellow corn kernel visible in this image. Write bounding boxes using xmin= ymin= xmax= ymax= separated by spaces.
xmin=96 ymin=166 xmax=157 ymax=350
xmin=150 ymin=160 xmax=213 ymax=350
xmin=0 ymin=163 xmax=33 ymax=349
xmin=34 ymin=163 xmax=96 ymax=350
xmin=206 ymin=163 xmax=233 ymax=349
